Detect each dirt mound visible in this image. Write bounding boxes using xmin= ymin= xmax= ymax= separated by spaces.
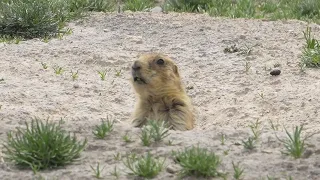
xmin=1 ymin=12 xmax=320 ymax=179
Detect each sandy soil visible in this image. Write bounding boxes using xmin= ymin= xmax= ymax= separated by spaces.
xmin=1 ymin=11 xmax=320 ymax=180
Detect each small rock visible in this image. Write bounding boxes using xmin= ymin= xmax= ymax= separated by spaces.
xmin=297 ymin=165 xmax=309 ymax=171
xmin=239 ymin=35 xmax=246 ymax=39
xmin=73 ymin=84 xmax=80 ymax=89
xmin=166 ymin=164 xmax=181 ymax=174
xmin=302 ymin=149 xmax=313 ymax=158
xmin=270 ymin=69 xmax=281 ymax=76
xmin=150 ymin=6 xmax=163 ymax=13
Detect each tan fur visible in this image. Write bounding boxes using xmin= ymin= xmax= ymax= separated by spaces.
xmin=130 ymin=53 xmax=195 ymax=131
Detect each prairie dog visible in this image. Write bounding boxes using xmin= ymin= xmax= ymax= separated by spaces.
xmin=130 ymin=53 xmax=195 ymax=131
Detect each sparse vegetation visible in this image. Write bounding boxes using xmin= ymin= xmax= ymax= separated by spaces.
xmin=232 ymin=161 xmax=245 ymax=180
xmin=71 ymin=70 xmax=79 ymax=81
xmin=2 ymin=1 xmax=320 ymax=179
xmin=301 ymin=27 xmax=320 ymax=68
xmin=123 ymin=152 xmax=165 ymax=179
xmin=90 ymin=162 xmax=105 ymax=179
xmin=92 ymin=119 xmax=114 ymax=139
xmin=140 ymin=126 xmax=153 ymax=146
xmin=274 ymin=125 xmax=307 ymax=159
xmin=53 ymin=65 xmax=64 ymax=75
xmin=139 ymin=120 xmax=170 ymax=146
xmin=123 ymin=0 xmax=155 ymax=12
xmin=244 ymin=61 xmax=251 ymax=74
xmin=249 ymin=119 xmax=263 ymax=140
xmin=147 ymin=120 xmax=170 ymax=142
xmin=110 ymin=166 xmax=120 ymax=179
xmin=172 ymin=145 xmax=225 ymax=178
xmin=41 ymin=62 xmax=48 ymax=69
xmin=242 ymin=137 xmax=256 ymax=150
xmin=0 ymin=0 xmax=116 ymax=39
xmin=239 ymin=44 xmax=253 ymax=55
xmin=122 ymin=132 xmax=133 ymax=143
xmin=98 ymin=70 xmax=107 ymax=80
xmin=273 ymin=62 xmax=281 ymax=68
xmin=114 ymin=152 xmax=122 ymax=161
xmin=224 ymin=44 xmax=239 ymax=53
xmin=164 ymin=0 xmax=320 ymax=21
xmin=219 ymin=133 xmax=226 ymax=145
xmin=2 ymin=117 xmax=87 ymax=172
xmin=115 ymin=68 xmax=122 ymax=77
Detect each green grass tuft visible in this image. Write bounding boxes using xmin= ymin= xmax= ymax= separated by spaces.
xmin=90 ymin=162 xmax=106 ymax=179
xmin=92 ymin=119 xmax=114 ymax=139
xmin=242 ymin=137 xmax=256 ymax=150
xmin=123 ymin=152 xmax=165 ymax=179
xmin=139 ymin=120 xmax=170 ymax=146
xmin=164 ymin=0 xmax=320 ymax=22
xmin=2 ymin=117 xmax=87 ymax=172
xmin=0 ymin=0 xmax=116 ymax=39
xmin=232 ymin=161 xmax=245 ymax=180
xmin=301 ymin=26 xmax=320 ymax=68
xmin=281 ymin=126 xmax=305 ymax=159
xmin=123 ymin=0 xmax=155 ymax=12
xmin=172 ymin=145 xmax=225 ymax=178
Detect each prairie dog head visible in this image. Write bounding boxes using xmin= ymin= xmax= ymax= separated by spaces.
xmin=131 ymin=53 xmax=182 ymax=97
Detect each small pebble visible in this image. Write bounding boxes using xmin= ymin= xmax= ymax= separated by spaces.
xmin=166 ymin=164 xmax=181 ymax=174
xmin=303 ymin=149 xmax=313 ymax=158
xmin=73 ymin=84 xmax=80 ymax=89
xmin=270 ymin=69 xmax=281 ymax=76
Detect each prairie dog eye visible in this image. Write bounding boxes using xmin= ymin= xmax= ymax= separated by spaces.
xmin=156 ymin=59 xmax=164 ymax=65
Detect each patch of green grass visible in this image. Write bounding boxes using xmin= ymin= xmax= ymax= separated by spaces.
xmin=147 ymin=120 xmax=170 ymax=142
xmin=70 ymin=70 xmax=79 ymax=81
xmin=242 ymin=137 xmax=256 ymax=150
xmin=113 ymin=152 xmax=122 ymax=161
xmin=53 ymin=65 xmax=64 ymax=75
xmin=97 ymin=70 xmax=107 ymax=80
xmin=249 ymin=119 xmax=263 ymax=140
xmin=122 ymin=132 xmax=133 ymax=143
xmin=2 ymin=117 xmax=87 ymax=172
xmin=115 ymin=68 xmax=122 ymax=77
xmin=123 ymin=0 xmax=155 ymax=12
xmin=85 ymin=0 xmax=116 ymax=12
xmin=276 ymin=125 xmax=305 ymax=158
xmin=123 ymin=152 xmax=165 ymax=179
xmin=41 ymin=62 xmax=48 ymax=69
xmin=110 ymin=166 xmax=120 ymax=179
xmin=92 ymin=119 xmax=114 ymax=139
xmin=172 ymin=145 xmax=225 ymax=178
xmin=164 ymin=0 xmax=320 ymax=22
xmin=301 ymin=27 xmax=320 ymax=68
xmin=0 ymin=35 xmax=22 ymax=44
xmin=164 ymin=0 xmax=210 ymax=13
xmin=140 ymin=126 xmax=152 ymax=146
xmin=219 ymin=133 xmax=226 ymax=145
xmin=0 ymin=0 xmax=116 ymax=39
xmin=90 ymin=162 xmax=105 ymax=179
xmin=139 ymin=120 xmax=170 ymax=146
xmin=232 ymin=161 xmax=245 ymax=180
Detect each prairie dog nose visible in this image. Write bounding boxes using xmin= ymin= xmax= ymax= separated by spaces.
xmin=132 ymin=61 xmax=141 ymax=71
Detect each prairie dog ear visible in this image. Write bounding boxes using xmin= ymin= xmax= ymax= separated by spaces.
xmin=173 ymin=65 xmax=180 ymax=77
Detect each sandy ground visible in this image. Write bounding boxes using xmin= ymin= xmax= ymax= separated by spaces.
xmin=1 ymin=11 xmax=320 ymax=180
